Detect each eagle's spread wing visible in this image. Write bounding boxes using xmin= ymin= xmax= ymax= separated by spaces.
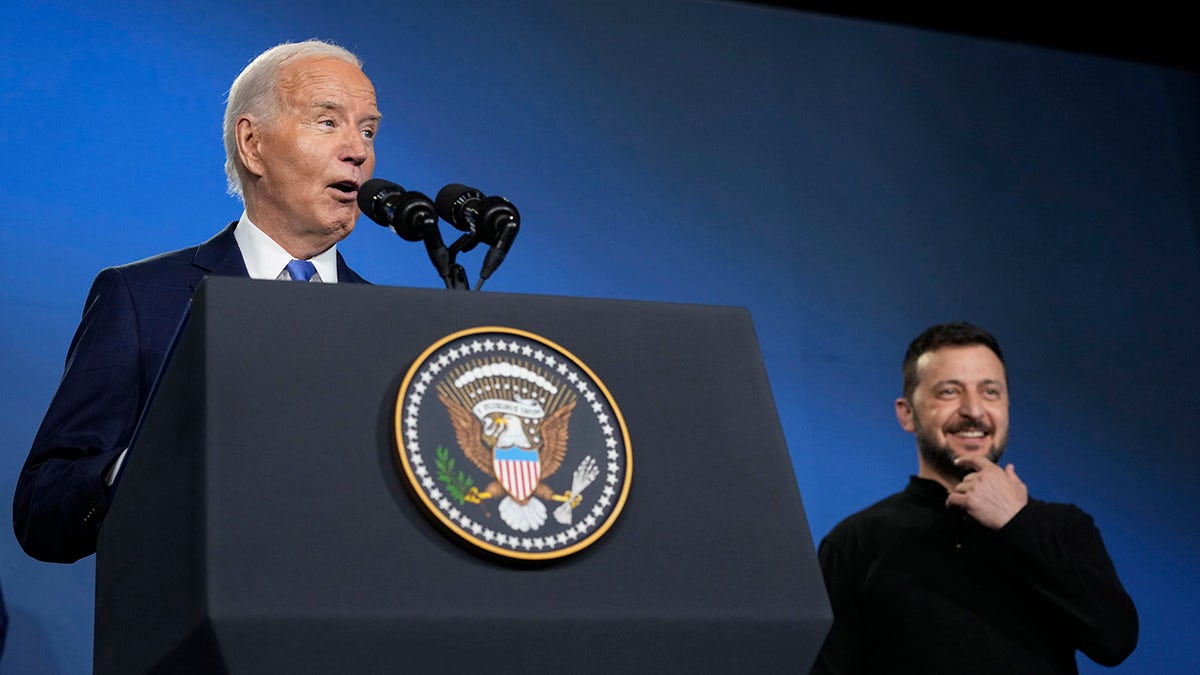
xmin=438 ymin=393 xmax=493 ymax=474
xmin=538 ymin=399 xmax=576 ymax=479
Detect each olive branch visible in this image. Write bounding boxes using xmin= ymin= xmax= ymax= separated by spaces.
xmin=435 ymin=445 xmax=476 ymax=504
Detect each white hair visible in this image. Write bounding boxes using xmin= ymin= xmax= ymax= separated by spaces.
xmin=222 ymin=40 xmax=363 ymax=199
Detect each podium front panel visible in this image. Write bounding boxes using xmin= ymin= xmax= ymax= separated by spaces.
xmin=97 ymin=278 xmax=830 ymax=673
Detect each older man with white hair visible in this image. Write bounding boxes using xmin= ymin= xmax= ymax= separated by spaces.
xmin=14 ymin=40 xmax=380 ymax=563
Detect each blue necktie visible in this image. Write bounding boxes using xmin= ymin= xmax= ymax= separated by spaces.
xmin=285 ymin=259 xmax=317 ymax=282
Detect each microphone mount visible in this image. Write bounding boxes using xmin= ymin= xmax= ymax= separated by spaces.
xmin=359 ymin=178 xmax=519 ymax=291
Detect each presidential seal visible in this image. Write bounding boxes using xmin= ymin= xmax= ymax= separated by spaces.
xmin=395 ymin=327 xmax=632 ymax=560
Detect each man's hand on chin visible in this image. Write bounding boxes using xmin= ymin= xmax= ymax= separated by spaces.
xmin=945 ymin=454 xmax=1029 ymax=530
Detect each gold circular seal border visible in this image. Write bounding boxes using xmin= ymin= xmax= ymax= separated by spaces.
xmin=394 ymin=326 xmax=633 ymax=561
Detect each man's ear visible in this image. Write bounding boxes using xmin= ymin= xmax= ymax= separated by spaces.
xmin=895 ymin=397 xmax=915 ymax=433
xmin=236 ymin=116 xmax=265 ymax=179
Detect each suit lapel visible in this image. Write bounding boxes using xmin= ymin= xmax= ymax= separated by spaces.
xmin=189 ymin=222 xmax=248 ymax=292
xmin=336 ymin=251 xmax=369 ymax=284
xmin=186 ymin=220 xmax=368 ymax=286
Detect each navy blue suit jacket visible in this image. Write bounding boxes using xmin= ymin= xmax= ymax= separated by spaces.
xmin=14 ymin=222 xmax=368 ymax=563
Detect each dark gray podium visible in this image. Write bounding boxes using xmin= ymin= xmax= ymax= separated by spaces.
xmin=95 ymin=277 xmax=830 ymax=673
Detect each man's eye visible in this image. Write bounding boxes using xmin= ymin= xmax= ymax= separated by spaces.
xmin=361 ymin=128 xmax=375 ymax=139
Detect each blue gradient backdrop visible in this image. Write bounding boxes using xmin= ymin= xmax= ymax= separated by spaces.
xmin=2 ymin=1 xmax=1197 ymax=672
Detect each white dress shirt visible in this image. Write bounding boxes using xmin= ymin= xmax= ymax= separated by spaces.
xmin=233 ymin=211 xmax=341 ymax=282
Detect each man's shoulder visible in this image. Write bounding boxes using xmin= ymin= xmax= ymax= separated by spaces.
xmin=824 ymin=489 xmax=914 ymax=540
xmin=103 ymin=223 xmax=240 ymax=284
xmin=112 ymin=245 xmax=201 ymax=277
xmin=1020 ymin=495 xmax=1096 ymax=527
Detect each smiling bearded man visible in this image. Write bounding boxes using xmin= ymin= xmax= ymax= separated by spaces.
xmin=901 ymin=334 xmax=1008 ymax=484
xmin=810 ymin=322 xmax=1138 ymax=675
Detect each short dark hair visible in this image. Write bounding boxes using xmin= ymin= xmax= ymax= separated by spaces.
xmin=902 ymin=322 xmax=1005 ymax=400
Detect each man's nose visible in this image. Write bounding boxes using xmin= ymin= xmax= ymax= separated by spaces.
xmin=341 ymin=130 xmax=369 ymax=165
xmin=958 ymin=391 xmax=984 ymax=419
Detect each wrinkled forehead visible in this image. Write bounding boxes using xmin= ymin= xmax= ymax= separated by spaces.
xmin=275 ymin=56 xmax=378 ymax=109
xmin=915 ymin=344 xmax=1007 ymax=387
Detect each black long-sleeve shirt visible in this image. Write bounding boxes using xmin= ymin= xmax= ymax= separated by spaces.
xmin=811 ymin=476 xmax=1138 ymax=674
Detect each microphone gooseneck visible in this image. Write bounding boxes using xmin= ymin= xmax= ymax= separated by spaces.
xmin=358 ymin=179 xmax=462 ymax=289
xmin=435 ymin=183 xmax=520 ymax=290
xmin=360 ymin=178 xmax=519 ymax=291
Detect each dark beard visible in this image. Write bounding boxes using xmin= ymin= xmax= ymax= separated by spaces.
xmin=915 ymin=420 xmax=1005 ymax=481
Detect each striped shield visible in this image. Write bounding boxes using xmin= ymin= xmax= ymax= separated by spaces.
xmin=493 ymin=446 xmax=542 ymax=502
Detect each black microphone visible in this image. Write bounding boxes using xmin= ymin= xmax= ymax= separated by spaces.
xmin=435 ymin=183 xmax=520 ymax=289
xmin=359 ymin=178 xmax=458 ymax=288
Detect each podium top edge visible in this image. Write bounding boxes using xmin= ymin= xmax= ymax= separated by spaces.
xmin=194 ymin=276 xmax=754 ymax=316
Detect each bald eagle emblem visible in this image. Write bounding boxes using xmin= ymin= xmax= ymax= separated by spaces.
xmin=395 ymin=327 xmax=632 ymax=560
xmin=438 ymin=362 xmax=581 ymax=532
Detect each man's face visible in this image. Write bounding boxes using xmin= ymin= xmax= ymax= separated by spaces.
xmin=241 ymin=56 xmax=380 ymax=250
xmin=896 ymin=344 xmax=1009 ymax=480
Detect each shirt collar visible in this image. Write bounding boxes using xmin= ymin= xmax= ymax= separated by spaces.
xmin=906 ymin=475 xmax=950 ymax=505
xmin=232 ymin=211 xmax=339 ymax=283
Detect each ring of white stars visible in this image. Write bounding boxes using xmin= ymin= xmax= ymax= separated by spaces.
xmin=402 ymin=333 xmax=626 ymax=553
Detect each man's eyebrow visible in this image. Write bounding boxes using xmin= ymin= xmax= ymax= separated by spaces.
xmin=930 ymin=378 xmax=964 ymax=389
xmin=310 ymin=101 xmax=381 ymax=123
xmin=930 ymin=377 xmax=1005 ymax=389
